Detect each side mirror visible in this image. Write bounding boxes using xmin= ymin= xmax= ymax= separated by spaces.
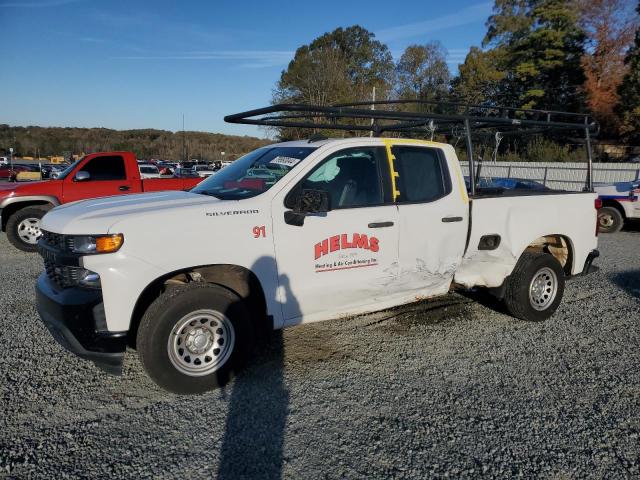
xmin=295 ymin=189 xmax=330 ymax=214
xmin=285 ymin=189 xmax=330 ymax=226
xmin=74 ymin=170 xmax=91 ymax=182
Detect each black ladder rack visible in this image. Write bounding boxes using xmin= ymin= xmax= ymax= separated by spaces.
xmin=224 ymin=100 xmax=597 ymax=194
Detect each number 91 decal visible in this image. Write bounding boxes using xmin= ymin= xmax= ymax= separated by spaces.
xmin=253 ymin=225 xmax=266 ymax=238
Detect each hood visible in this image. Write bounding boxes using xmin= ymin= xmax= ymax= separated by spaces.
xmin=41 ymin=190 xmax=221 ymax=234
xmin=0 ymin=183 xmax=20 ymax=193
xmin=0 ymin=179 xmax=62 ymax=199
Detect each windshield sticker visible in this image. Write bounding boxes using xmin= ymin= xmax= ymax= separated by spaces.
xmin=269 ymin=156 xmax=302 ymax=167
xmin=313 ymin=233 xmax=379 ymax=273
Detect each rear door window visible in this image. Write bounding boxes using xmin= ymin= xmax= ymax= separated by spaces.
xmin=392 ymin=146 xmax=451 ymax=203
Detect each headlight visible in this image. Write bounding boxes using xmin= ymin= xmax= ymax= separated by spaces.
xmin=72 ymin=234 xmax=124 ymax=254
xmin=77 ymin=269 xmax=101 ymax=288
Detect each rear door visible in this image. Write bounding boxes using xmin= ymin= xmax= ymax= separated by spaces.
xmin=271 ymin=145 xmax=400 ymax=324
xmin=62 ymin=154 xmax=138 ymax=203
xmin=390 ymin=143 xmax=468 ymax=297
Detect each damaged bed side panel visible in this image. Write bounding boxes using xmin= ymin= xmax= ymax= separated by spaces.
xmin=455 ymin=193 xmax=598 ymax=288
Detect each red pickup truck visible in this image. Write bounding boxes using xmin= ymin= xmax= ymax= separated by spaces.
xmin=0 ymin=151 xmax=203 ymax=251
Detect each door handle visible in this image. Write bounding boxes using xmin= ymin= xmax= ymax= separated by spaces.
xmin=441 ymin=216 xmax=463 ymax=223
xmin=368 ymin=221 xmax=394 ymax=228
xmin=119 ymin=185 xmax=130 ymax=191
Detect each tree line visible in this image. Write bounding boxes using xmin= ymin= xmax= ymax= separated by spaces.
xmin=273 ymin=0 xmax=640 ymax=157
xmin=0 ymin=124 xmax=270 ymax=161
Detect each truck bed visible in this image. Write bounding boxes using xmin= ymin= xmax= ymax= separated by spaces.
xmin=142 ymin=177 xmax=202 ymax=192
xmin=455 ymin=192 xmax=598 ymax=288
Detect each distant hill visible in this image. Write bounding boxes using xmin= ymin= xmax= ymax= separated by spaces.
xmin=0 ymin=124 xmax=272 ymax=161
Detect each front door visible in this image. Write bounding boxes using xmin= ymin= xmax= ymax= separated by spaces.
xmin=62 ymin=154 xmax=138 ymax=203
xmin=271 ymin=145 xmax=400 ymax=324
xmin=390 ymin=142 xmax=468 ymax=297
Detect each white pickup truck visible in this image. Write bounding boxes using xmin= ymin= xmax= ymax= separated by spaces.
xmin=35 ymin=135 xmax=600 ymax=394
xmin=594 ymin=181 xmax=640 ymax=233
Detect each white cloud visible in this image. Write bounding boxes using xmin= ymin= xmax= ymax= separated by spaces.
xmin=114 ymin=50 xmax=294 ymax=68
xmin=376 ymin=2 xmax=492 ymax=42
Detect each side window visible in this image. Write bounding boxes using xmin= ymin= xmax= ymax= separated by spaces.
xmin=286 ymin=147 xmax=389 ymax=209
xmin=81 ymin=155 xmax=126 ymax=181
xmin=392 ymin=146 xmax=451 ymax=203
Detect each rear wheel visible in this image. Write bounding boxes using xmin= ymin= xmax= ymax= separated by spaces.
xmin=598 ymin=206 xmax=623 ymax=234
xmin=504 ymin=252 xmax=565 ymax=322
xmin=137 ymin=283 xmax=254 ymax=394
xmin=6 ymin=205 xmax=52 ymax=252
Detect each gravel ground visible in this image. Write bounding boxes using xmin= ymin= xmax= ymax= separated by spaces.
xmin=1 ymin=227 xmax=639 ymax=479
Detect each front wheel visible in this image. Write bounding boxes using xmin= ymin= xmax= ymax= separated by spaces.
xmin=137 ymin=283 xmax=254 ymax=394
xmin=503 ymin=252 xmax=565 ymax=322
xmin=5 ymin=205 xmax=52 ymax=252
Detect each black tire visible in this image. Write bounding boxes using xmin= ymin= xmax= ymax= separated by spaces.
xmin=598 ymin=206 xmax=623 ymax=234
xmin=5 ymin=205 xmax=52 ymax=252
xmin=503 ymin=252 xmax=565 ymax=322
xmin=137 ymin=283 xmax=255 ymax=394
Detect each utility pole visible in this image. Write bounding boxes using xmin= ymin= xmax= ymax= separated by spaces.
xmin=369 ymin=86 xmax=376 ymax=138
xmin=182 ymin=114 xmax=186 ymax=163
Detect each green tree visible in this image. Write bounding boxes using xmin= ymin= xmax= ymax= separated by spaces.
xmin=483 ymin=0 xmax=586 ymax=111
xmin=450 ymin=47 xmax=506 ymax=105
xmin=274 ymin=25 xmax=394 ymax=106
xmin=617 ymin=2 xmax=640 ymax=143
xmin=274 ymin=45 xmax=350 ymax=106
xmin=395 ymin=42 xmax=450 ymax=103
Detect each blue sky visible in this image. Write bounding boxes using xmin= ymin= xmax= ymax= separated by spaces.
xmin=1 ymin=0 xmax=493 ymax=137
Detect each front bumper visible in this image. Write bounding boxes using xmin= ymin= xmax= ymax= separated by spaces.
xmin=35 ymin=273 xmax=127 ymax=375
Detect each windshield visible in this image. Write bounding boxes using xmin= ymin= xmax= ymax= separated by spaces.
xmin=56 ymin=158 xmax=83 ymax=180
xmin=192 ymin=146 xmax=316 ymax=200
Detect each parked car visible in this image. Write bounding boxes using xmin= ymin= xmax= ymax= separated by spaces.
xmin=35 ymin=135 xmax=600 ymax=394
xmin=40 ymin=164 xmax=66 ymax=179
xmin=0 ymin=157 xmax=8 ymax=166
xmin=594 ymin=181 xmax=640 ymax=233
xmin=0 ymin=151 xmax=203 ymax=252
xmin=139 ymin=164 xmax=161 ymax=179
xmin=192 ymin=165 xmax=216 ymax=178
xmin=0 ymin=164 xmax=30 ymax=180
xmin=49 ymin=165 xmax=66 ymax=179
xmin=465 ymin=176 xmax=550 ymax=193
xmin=174 ymin=167 xmax=200 ymax=178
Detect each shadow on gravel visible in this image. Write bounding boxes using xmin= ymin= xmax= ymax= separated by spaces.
xmin=217 ymin=257 xmax=297 ymax=480
xmin=460 ymin=289 xmax=510 ymax=316
xmin=611 ymin=270 xmax=640 ymax=300
xmin=622 ymin=219 xmax=640 ymax=233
